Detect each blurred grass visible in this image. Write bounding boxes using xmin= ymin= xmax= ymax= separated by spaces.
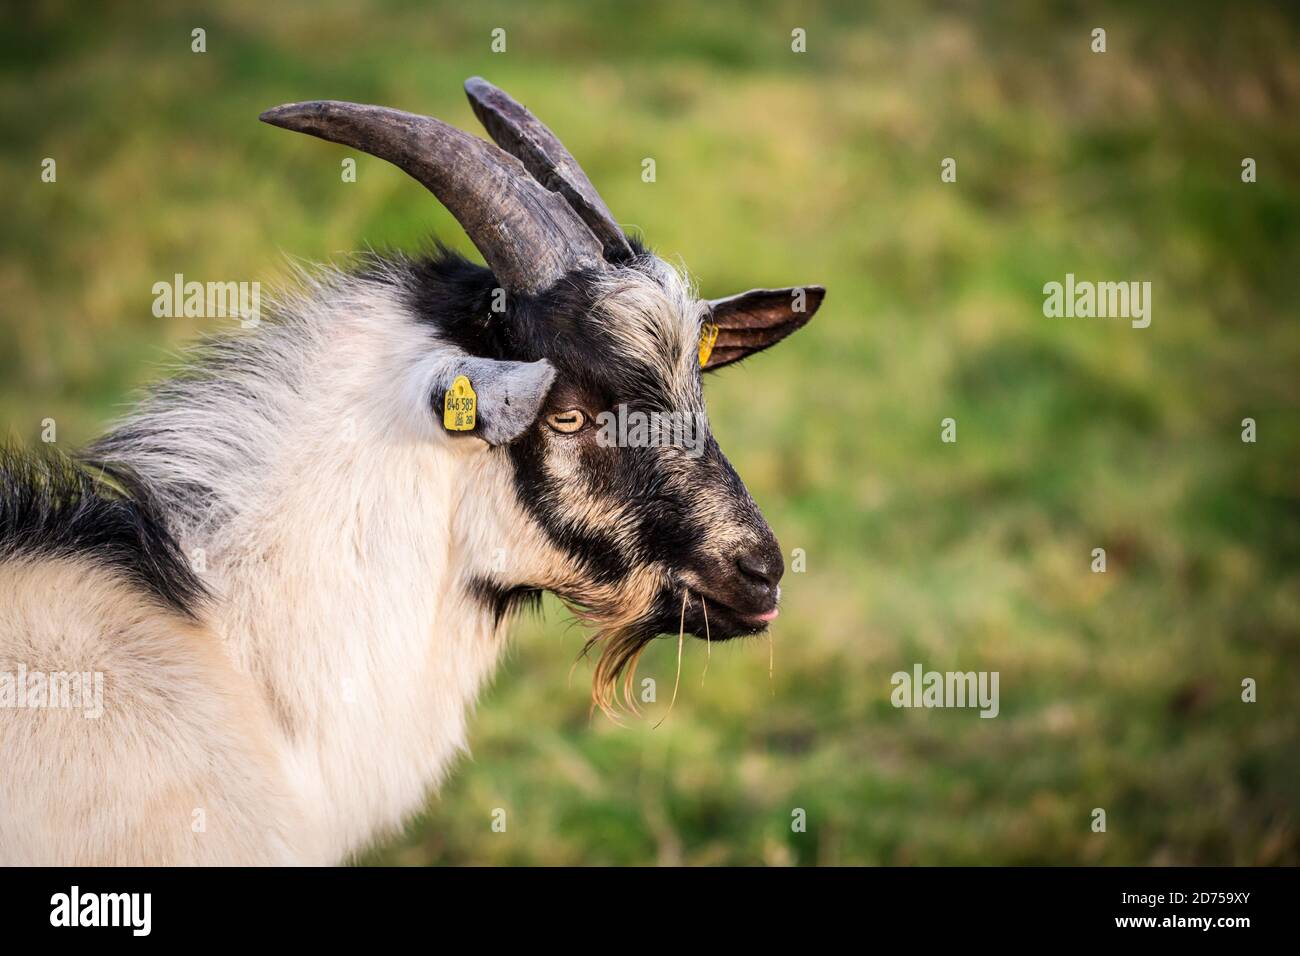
xmin=2 ymin=0 xmax=1298 ymax=864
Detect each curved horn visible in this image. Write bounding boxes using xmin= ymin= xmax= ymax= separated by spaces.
xmin=259 ymin=100 xmax=604 ymax=294
xmin=464 ymin=77 xmax=634 ymax=263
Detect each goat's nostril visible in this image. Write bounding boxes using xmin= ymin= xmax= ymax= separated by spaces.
xmin=736 ymin=550 xmax=783 ymax=588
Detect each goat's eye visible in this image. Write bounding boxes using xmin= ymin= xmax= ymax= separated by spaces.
xmin=545 ymin=409 xmax=587 ymax=434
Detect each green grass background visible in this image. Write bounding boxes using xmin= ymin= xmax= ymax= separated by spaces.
xmin=2 ymin=0 xmax=1297 ymax=864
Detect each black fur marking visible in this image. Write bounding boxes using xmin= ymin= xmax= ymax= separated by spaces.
xmin=397 ymin=239 xmax=680 ymax=410
xmin=0 ymin=446 xmax=207 ymax=618
xmin=398 ymin=244 xmax=510 ymax=359
xmin=466 ymin=576 xmax=543 ymax=626
xmin=504 ymin=431 xmax=633 ymax=585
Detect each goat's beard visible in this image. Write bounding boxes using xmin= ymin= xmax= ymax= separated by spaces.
xmin=550 ymin=566 xmax=760 ymax=720
xmin=582 ymin=624 xmax=659 ymax=720
xmin=564 ymin=604 xmax=661 ymax=721
xmin=551 ymin=566 xmax=682 ymax=720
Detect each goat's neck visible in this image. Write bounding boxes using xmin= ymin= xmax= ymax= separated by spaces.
xmin=190 ymin=317 xmax=531 ymax=858
xmin=212 ymin=430 xmax=523 ymax=857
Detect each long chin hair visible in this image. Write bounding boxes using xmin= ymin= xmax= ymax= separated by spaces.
xmin=533 ymin=561 xmax=676 ymax=717
xmin=581 ymin=624 xmax=660 ymax=720
xmin=558 ymin=573 xmax=680 ymax=720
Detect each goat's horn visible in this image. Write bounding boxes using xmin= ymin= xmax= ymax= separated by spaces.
xmin=260 ymin=100 xmax=605 ymax=294
xmin=464 ymin=77 xmax=634 ymax=264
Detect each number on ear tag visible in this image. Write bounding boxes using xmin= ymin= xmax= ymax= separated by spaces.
xmin=443 ymin=375 xmax=477 ymax=431
xmin=698 ymin=321 xmax=719 ymax=367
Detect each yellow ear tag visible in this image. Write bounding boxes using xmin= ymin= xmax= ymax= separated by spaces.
xmin=698 ymin=321 xmax=719 ymax=367
xmin=443 ymin=375 xmax=477 ymax=432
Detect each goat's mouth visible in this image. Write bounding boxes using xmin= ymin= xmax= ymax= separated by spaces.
xmin=670 ymin=586 xmax=779 ymax=641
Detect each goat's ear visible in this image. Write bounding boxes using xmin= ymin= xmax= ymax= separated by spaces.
xmin=702 ymin=286 xmax=825 ymax=371
xmin=435 ymin=357 xmax=556 ymax=445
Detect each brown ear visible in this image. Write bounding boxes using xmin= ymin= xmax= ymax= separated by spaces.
xmin=702 ymin=286 xmax=825 ymax=371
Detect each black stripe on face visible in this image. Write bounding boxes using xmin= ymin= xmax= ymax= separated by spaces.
xmin=597 ymin=444 xmax=705 ymax=568
xmin=506 ymin=431 xmax=633 ymax=586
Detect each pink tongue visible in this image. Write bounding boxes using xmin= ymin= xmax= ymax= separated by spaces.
xmin=754 ymin=607 xmax=780 ymax=622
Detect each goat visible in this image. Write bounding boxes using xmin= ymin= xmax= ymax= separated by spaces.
xmin=0 ymin=78 xmax=825 ymax=865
